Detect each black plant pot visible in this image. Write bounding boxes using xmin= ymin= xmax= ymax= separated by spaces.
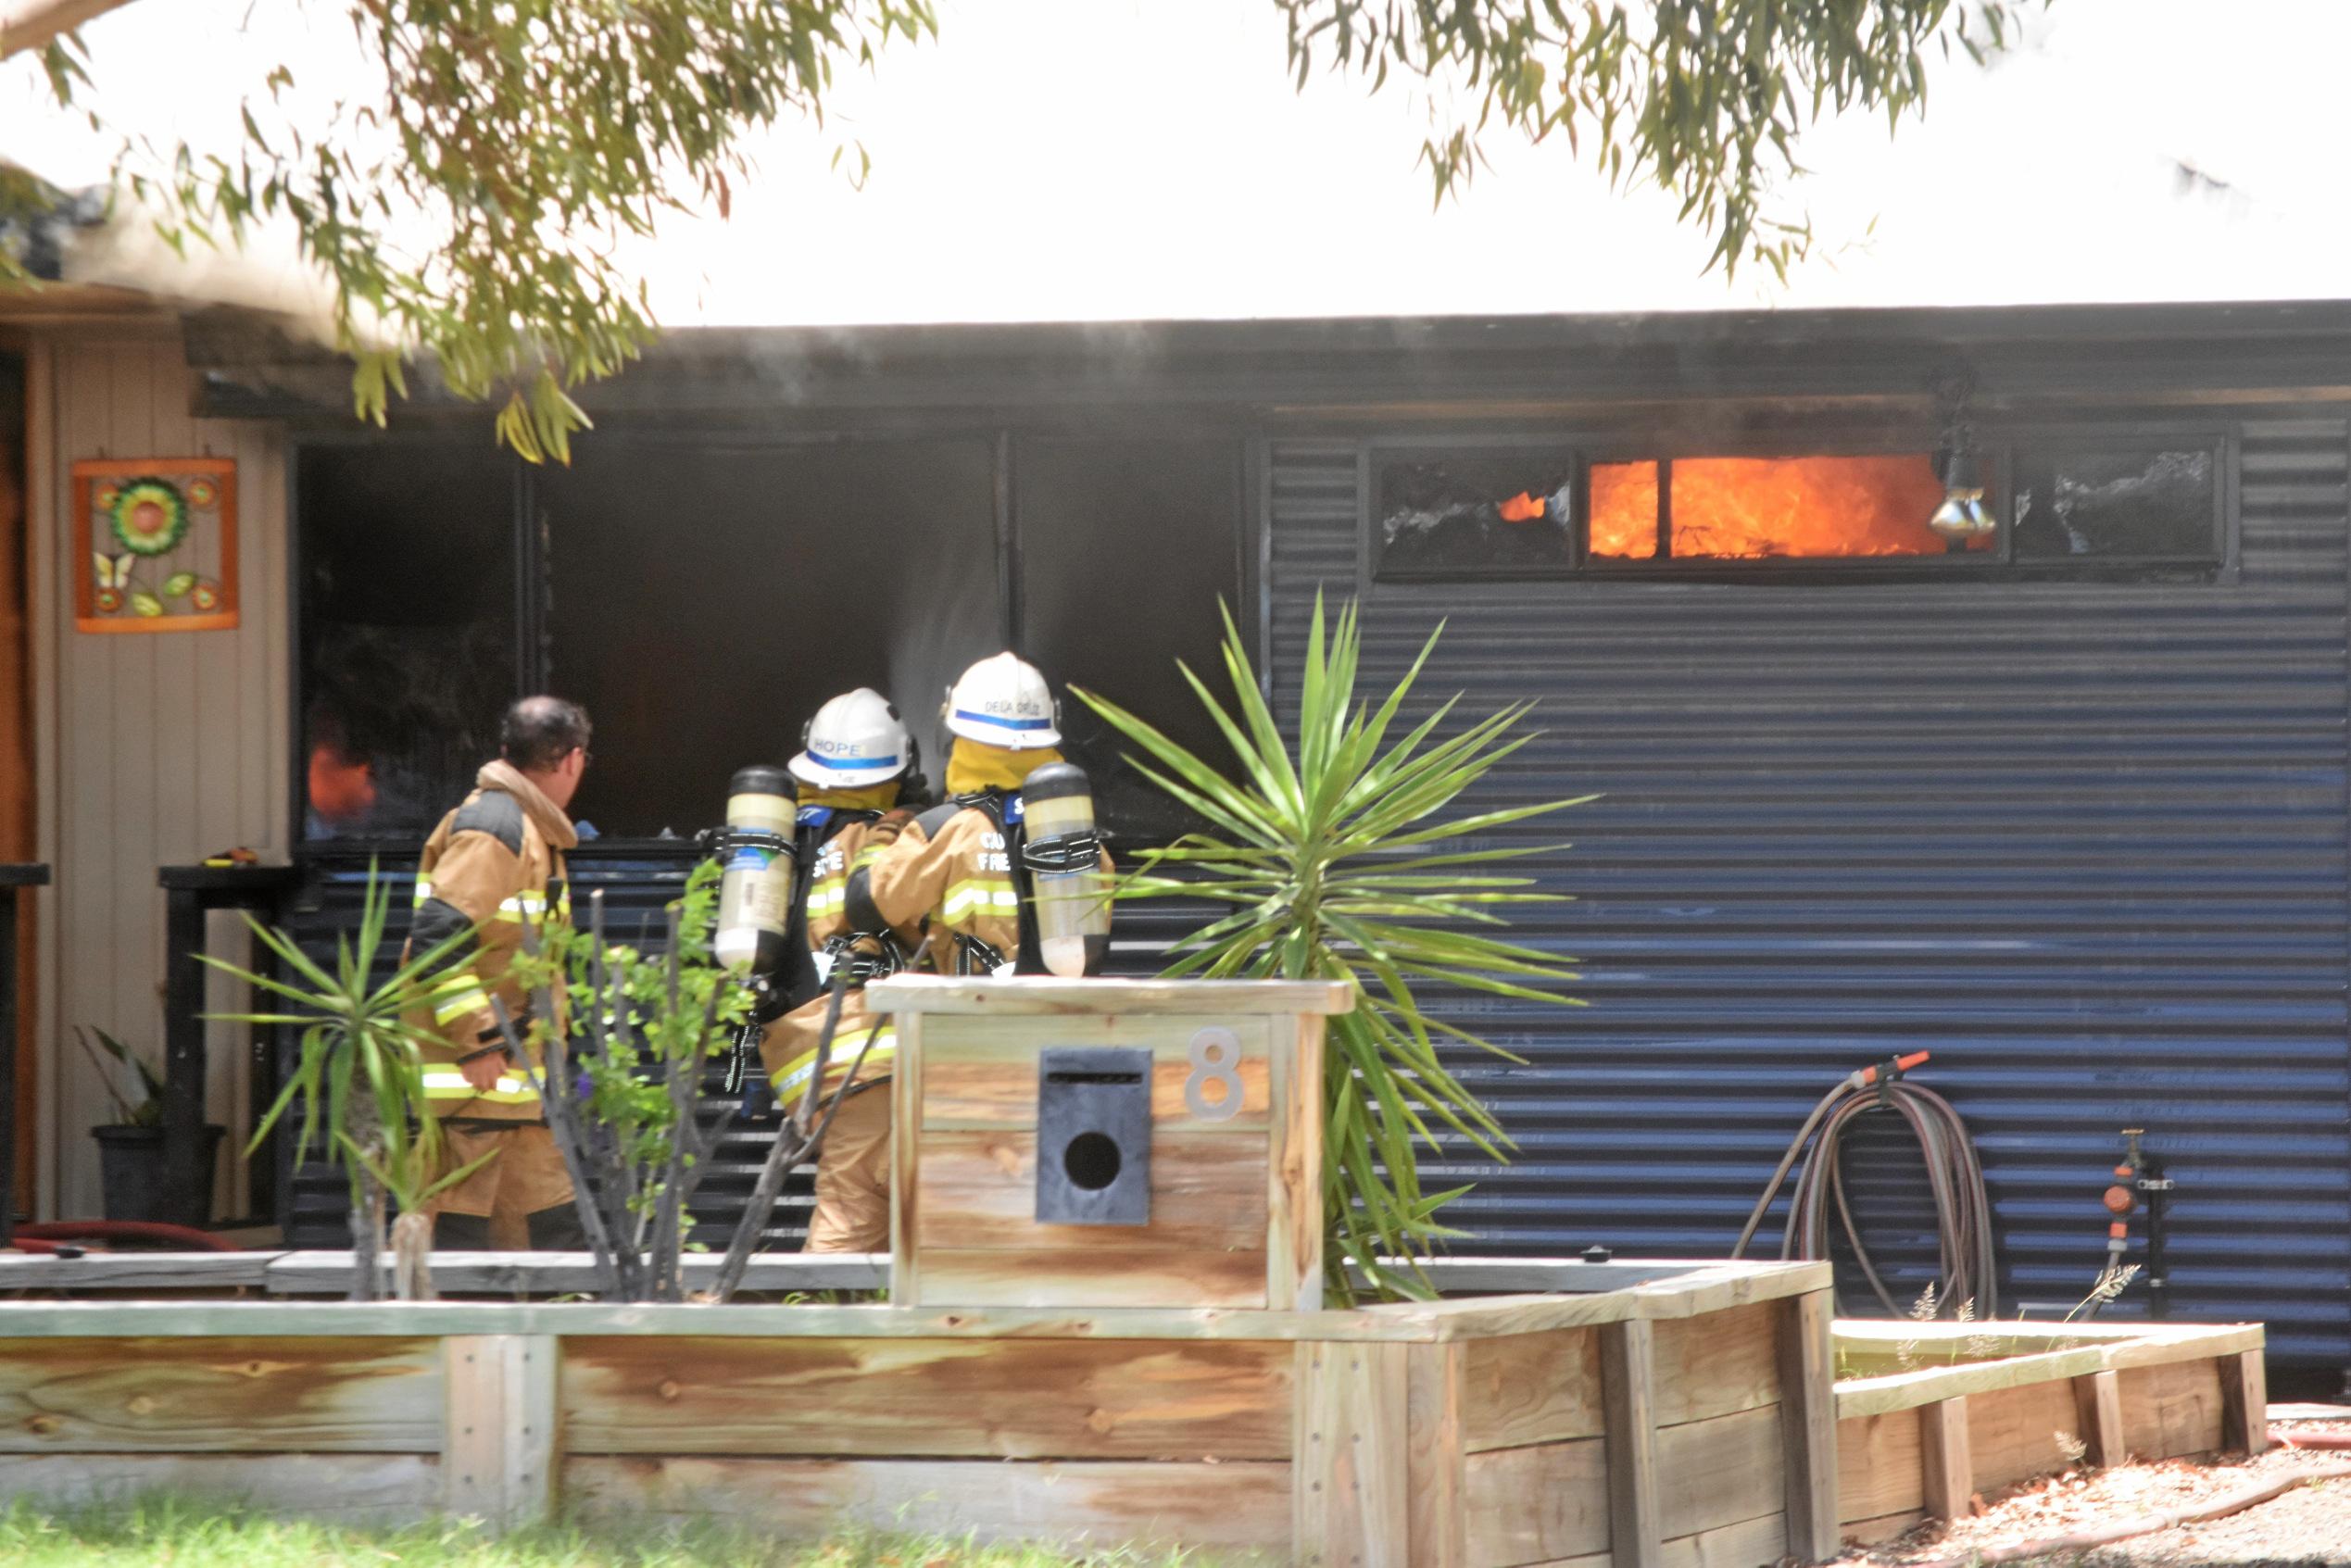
xmin=91 ymin=1123 xmax=225 ymax=1223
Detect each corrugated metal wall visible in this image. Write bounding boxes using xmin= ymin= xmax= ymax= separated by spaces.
xmin=27 ymin=332 xmax=290 ymax=1223
xmin=1264 ymin=417 xmax=2351 ymax=1363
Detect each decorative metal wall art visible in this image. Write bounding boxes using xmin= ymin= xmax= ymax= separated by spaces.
xmin=71 ymin=457 xmax=239 ymax=633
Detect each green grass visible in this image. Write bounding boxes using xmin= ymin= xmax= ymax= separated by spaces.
xmin=0 ymin=1499 xmax=1239 ymax=1567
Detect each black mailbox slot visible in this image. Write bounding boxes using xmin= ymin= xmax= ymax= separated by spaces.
xmin=1036 ymin=1046 xmax=1152 ymax=1226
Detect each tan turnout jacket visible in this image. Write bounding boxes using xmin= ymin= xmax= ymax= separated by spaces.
xmin=848 ymin=795 xmax=1112 ymax=977
xmin=759 ymin=811 xmax=928 ymax=1102
xmin=851 ymin=800 xmax=1020 ymax=975
xmin=405 ymin=760 xmax=578 ymax=1123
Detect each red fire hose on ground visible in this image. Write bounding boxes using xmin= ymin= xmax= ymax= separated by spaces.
xmin=1730 ymin=1050 xmax=2000 ymax=1317
xmin=7 ymin=1221 xmax=242 ymax=1254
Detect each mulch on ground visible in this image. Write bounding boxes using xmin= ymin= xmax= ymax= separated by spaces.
xmin=1829 ymin=1430 xmax=2351 ymax=1568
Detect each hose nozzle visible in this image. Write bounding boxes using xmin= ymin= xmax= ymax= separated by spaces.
xmin=1858 ymin=1049 xmax=1932 ymax=1088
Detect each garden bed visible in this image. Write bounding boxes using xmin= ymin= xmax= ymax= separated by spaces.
xmin=1833 ymin=1319 xmax=2269 ymax=1546
xmin=0 ymin=1259 xmax=1835 ymax=1567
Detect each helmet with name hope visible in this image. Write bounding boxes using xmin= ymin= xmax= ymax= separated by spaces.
xmin=789 ymin=687 xmax=913 ymax=788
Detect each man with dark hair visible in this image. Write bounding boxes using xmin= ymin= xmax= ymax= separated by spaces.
xmin=499 ymin=696 xmax=593 ymax=773
xmin=404 ymin=695 xmax=592 ymax=1249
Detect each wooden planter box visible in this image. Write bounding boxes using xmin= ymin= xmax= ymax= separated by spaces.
xmin=1834 ymin=1319 xmax=2269 ymax=1545
xmin=23 ymin=979 xmax=2269 ymax=1566
xmin=0 ymin=1261 xmax=1836 ymax=1565
xmin=871 ymin=975 xmax=1335 ymax=1312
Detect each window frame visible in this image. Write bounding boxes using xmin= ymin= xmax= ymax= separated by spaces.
xmin=1361 ymin=420 xmax=2239 ymax=588
xmin=1358 ymin=434 xmax=1586 ymax=583
xmin=285 ymin=429 xmax=535 ymax=859
xmin=2006 ymin=434 xmax=2234 ymax=571
xmin=288 ymin=419 xmax=1252 ymax=857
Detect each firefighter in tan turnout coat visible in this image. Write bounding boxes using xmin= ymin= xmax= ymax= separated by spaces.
xmin=407 ymin=696 xmax=593 ymax=1250
xmin=757 ymin=688 xmax=927 ymax=1252
xmin=811 ymin=653 xmax=1109 ymax=1250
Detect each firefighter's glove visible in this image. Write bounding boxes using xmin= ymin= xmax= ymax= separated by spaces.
xmin=868 ymin=808 xmax=917 ymax=845
xmin=456 ymin=1044 xmax=512 ymax=1093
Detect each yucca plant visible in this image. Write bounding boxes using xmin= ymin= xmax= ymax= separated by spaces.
xmin=204 ymin=865 xmax=480 ymax=1300
xmin=1075 ymin=594 xmax=1588 ymax=1301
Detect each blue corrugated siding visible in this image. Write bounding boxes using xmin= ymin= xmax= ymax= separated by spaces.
xmin=1266 ymin=418 xmax=2351 ymax=1362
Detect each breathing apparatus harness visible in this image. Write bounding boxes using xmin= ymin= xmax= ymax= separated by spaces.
xmin=916 ymin=780 xmax=1108 ymax=979
xmin=798 ymin=801 xmax=913 ymax=992
xmin=918 ymin=789 xmax=1041 ymax=978
xmin=708 ymin=795 xmax=930 ymax=1117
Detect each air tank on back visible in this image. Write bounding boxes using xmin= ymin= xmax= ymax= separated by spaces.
xmin=713 ymin=765 xmax=798 ymax=977
xmin=1021 ymin=761 xmax=1111 ymax=978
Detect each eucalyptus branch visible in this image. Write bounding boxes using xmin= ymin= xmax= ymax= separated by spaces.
xmin=12 ymin=1 xmax=2034 ymax=458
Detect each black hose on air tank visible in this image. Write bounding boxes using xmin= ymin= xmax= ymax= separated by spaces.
xmin=1729 ymin=1051 xmax=1997 ymax=1318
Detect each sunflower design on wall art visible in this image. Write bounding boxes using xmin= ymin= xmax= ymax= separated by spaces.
xmin=71 ymin=457 xmax=238 ymax=633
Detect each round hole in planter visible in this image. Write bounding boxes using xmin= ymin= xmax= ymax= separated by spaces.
xmin=1062 ymin=1131 xmax=1123 ymax=1192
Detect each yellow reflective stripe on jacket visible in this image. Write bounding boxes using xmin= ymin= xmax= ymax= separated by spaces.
xmin=806 ymin=875 xmax=849 ymax=919
xmin=494 ymin=891 xmax=552 ymax=922
xmin=432 ymin=985 xmax=492 ymax=1025
xmin=938 ymin=878 xmax=1018 ymax=925
xmin=770 ymin=1029 xmax=898 ymax=1096
xmin=411 ymin=878 xmax=434 ymax=909
xmin=849 ymin=844 xmax=890 ymax=871
xmin=420 ymin=1070 xmax=541 ymax=1105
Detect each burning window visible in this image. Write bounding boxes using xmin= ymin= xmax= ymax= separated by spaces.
xmin=1376 ymin=450 xmax=1576 ymax=577
xmin=1368 ymin=433 xmax=2222 ymax=582
xmin=1591 ymin=455 xmax=1980 ymax=561
xmin=298 ymin=445 xmax=518 ymax=842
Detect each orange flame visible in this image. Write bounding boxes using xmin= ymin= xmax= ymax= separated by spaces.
xmin=1673 ymin=456 xmax=1953 ymax=558
xmin=308 ymin=746 xmax=376 ymax=824
xmin=1497 ymin=491 xmax=1548 ymax=523
xmin=1590 ymin=455 xmax=1978 ymax=560
xmin=1590 ymin=463 xmax=1660 ymax=558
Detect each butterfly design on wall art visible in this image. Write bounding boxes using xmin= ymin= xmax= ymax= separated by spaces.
xmin=71 ymin=457 xmax=238 ymax=633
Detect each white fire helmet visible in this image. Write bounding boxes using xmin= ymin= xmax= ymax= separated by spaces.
xmin=789 ymin=687 xmax=913 ymax=788
xmin=943 ymin=652 xmax=1062 ymax=750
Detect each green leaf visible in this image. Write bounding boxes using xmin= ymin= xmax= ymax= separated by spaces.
xmin=1085 ymin=594 xmax=1585 ymax=1302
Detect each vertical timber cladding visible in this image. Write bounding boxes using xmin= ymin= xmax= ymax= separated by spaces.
xmin=1265 ymin=417 xmax=2351 ymax=1361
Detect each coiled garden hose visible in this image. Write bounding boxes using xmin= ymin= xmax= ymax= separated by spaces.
xmin=1729 ymin=1051 xmax=1999 ymax=1318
